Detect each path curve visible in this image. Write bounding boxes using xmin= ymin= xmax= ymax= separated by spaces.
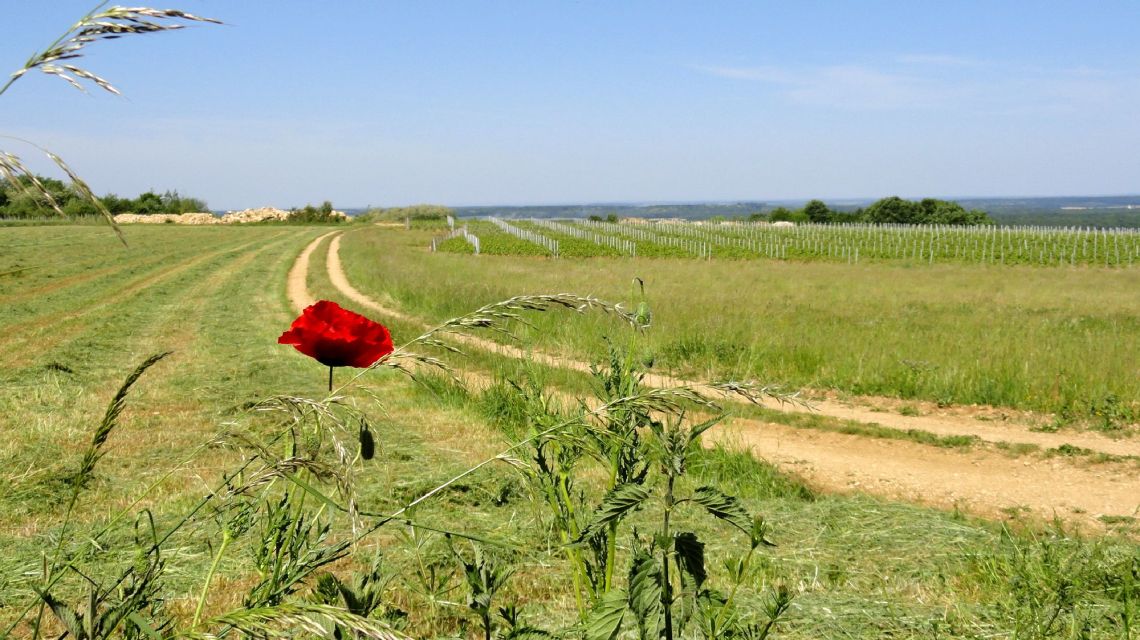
xmin=287 ymin=231 xmax=341 ymax=311
xmin=306 ymin=230 xmax=1140 ymax=528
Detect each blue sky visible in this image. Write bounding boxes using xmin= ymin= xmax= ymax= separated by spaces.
xmin=2 ymin=1 xmax=1138 ymax=209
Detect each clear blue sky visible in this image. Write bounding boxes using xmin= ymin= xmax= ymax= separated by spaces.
xmin=2 ymin=1 xmax=1138 ymax=210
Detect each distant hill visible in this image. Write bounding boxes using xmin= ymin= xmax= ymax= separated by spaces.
xmin=453 ymin=201 xmax=768 ymax=221
xmin=957 ymin=196 xmax=1140 ymax=228
xmin=448 ymin=196 xmax=1140 ymax=228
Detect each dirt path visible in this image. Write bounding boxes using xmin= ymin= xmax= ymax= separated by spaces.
xmin=300 ymin=231 xmax=1140 ymax=528
xmin=286 ymin=231 xmax=341 ymax=311
xmin=712 ymin=419 xmax=1138 ymax=525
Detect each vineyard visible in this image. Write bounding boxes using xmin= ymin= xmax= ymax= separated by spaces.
xmin=433 ymin=218 xmax=1140 ymax=266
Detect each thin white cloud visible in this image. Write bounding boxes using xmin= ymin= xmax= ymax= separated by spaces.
xmin=691 ymin=59 xmax=1140 ymax=114
xmin=691 ymin=65 xmax=795 ymax=83
xmin=895 ymin=53 xmax=983 ymax=67
xmin=691 ymin=63 xmax=958 ymax=110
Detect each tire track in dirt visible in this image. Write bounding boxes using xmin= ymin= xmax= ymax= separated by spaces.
xmin=286 ymin=231 xmax=342 ymax=311
xmin=712 ymin=420 xmax=1138 ymax=527
xmin=309 ymin=231 xmax=1140 ymax=527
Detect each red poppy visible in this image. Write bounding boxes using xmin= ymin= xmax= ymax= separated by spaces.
xmin=278 ymin=300 xmax=394 ymax=368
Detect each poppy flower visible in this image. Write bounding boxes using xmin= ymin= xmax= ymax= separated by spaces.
xmin=278 ymin=300 xmax=394 ymax=369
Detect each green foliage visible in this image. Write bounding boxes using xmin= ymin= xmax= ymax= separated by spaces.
xmin=434 ymin=221 xmax=554 ymax=256
xmin=288 ymin=200 xmax=344 ymax=224
xmin=357 ymin=204 xmax=453 ymax=223
xmin=864 ymin=196 xmax=992 ymax=225
xmin=0 ymin=177 xmax=209 ymax=219
xmin=970 ymin=525 xmax=1139 ymax=638
xmin=577 ymin=484 xmax=652 ymax=541
xmin=803 ymin=199 xmax=831 ymax=223
xmin=507 ymin=349 xmax=790 ymax=639
xmin=767 ymin=207 xmax=805 ymax=223
xmin=451 ymin=542 xmax=514 ymax=640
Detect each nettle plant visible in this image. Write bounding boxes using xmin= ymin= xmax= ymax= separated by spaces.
xmin=512 ymin=347 xmax=793 ymax=640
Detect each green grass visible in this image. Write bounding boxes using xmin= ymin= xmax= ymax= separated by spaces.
xmin=392 ymin=371 xmax=1139 ymax=638
xmin=339 ymin=225 xmax=1140 ymax=425
xmin=2 ymin=225 xmax=1136 ymax=638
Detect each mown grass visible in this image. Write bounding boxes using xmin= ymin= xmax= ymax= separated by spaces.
xmin=339 ymin=225 xmax=1140 ymax=426
xmin=1 ymin=225 xmax=1136 ymax=638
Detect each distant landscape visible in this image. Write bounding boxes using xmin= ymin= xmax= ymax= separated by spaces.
xmin=453 ymin=194 xmax=1140 ymax=227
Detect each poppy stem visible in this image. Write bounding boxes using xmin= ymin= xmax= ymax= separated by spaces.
xmin=328 ymin=366 xmax=334 ymax=393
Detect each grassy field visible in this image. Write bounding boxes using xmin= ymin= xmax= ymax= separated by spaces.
xmin=342 ymin=225 xmax=1140 ymax=427
xmin=1 ymin=225 xmax=1136 ymax=639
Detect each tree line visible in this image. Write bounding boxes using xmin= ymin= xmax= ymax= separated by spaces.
xmin=0 ymin=174 xmax=208 ymax=218
xmin=755 ymin=196 xmax=993 ymax=225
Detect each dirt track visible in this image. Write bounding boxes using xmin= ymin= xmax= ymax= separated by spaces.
xmin=293 ymin=231 xmax=1140 ymax=529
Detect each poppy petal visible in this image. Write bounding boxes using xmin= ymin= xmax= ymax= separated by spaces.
xmin=279 ymin=301 xmax=394 ymax=368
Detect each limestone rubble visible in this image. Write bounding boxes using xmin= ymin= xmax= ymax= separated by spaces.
xmin=112 ymin=207 xmax=347 ymax=224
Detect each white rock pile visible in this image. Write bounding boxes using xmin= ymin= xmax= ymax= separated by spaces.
xmin=111 ymin=212 xmax=220 ymax=225
xmin=111 ymin=207 xmax=346 ymax=225
xmin=219 ymin=207 xmax=292 ymax=223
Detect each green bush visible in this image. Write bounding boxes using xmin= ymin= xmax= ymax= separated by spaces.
xmin=288 ymin=200 xmax=344 ymax=223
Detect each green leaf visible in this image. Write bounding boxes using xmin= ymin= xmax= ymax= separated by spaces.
xmin=126 ymin=612 xmax=161 ymax=639
xmin=284 ymin=472 xmax=344 ymax=512
xmin=33 ymin=587 xmax=86 ymax=639
xmin=627 ymin=550 xmax=664 ymax=639
xmin=584 ymin=588 xmax=627 ymax=640
xmin=686 ymin=415 xmax=725 ymax=447
xmin=674 ymin=532 xmax=707 ymax=586
xmin=691 ymin=486 xmax=752 ymax=534
xmin=576 ymin=484 xmax=650 ymax=542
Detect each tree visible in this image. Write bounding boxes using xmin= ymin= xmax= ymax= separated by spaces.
xmin=864 ymin=196 xmax=920 ymax=224
xmin=919 ymin=198 xmax=992 ymax=225
xmin=864 ymin=196 xmax=992 ymax=225
xmin=1 ymin=175 xmax=76 ymax=218
xmin=289 ymin=201 xmax=344 ymax=223
xmin=803 ymin=199 xmax=831 ymax=223
xmin=99 ymin=194 xmax=134 ymax=214
xmin=134 ymin=191 xmax=164 ymax=214
xmin=769 ymin=206 xmax=807 ymax=223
